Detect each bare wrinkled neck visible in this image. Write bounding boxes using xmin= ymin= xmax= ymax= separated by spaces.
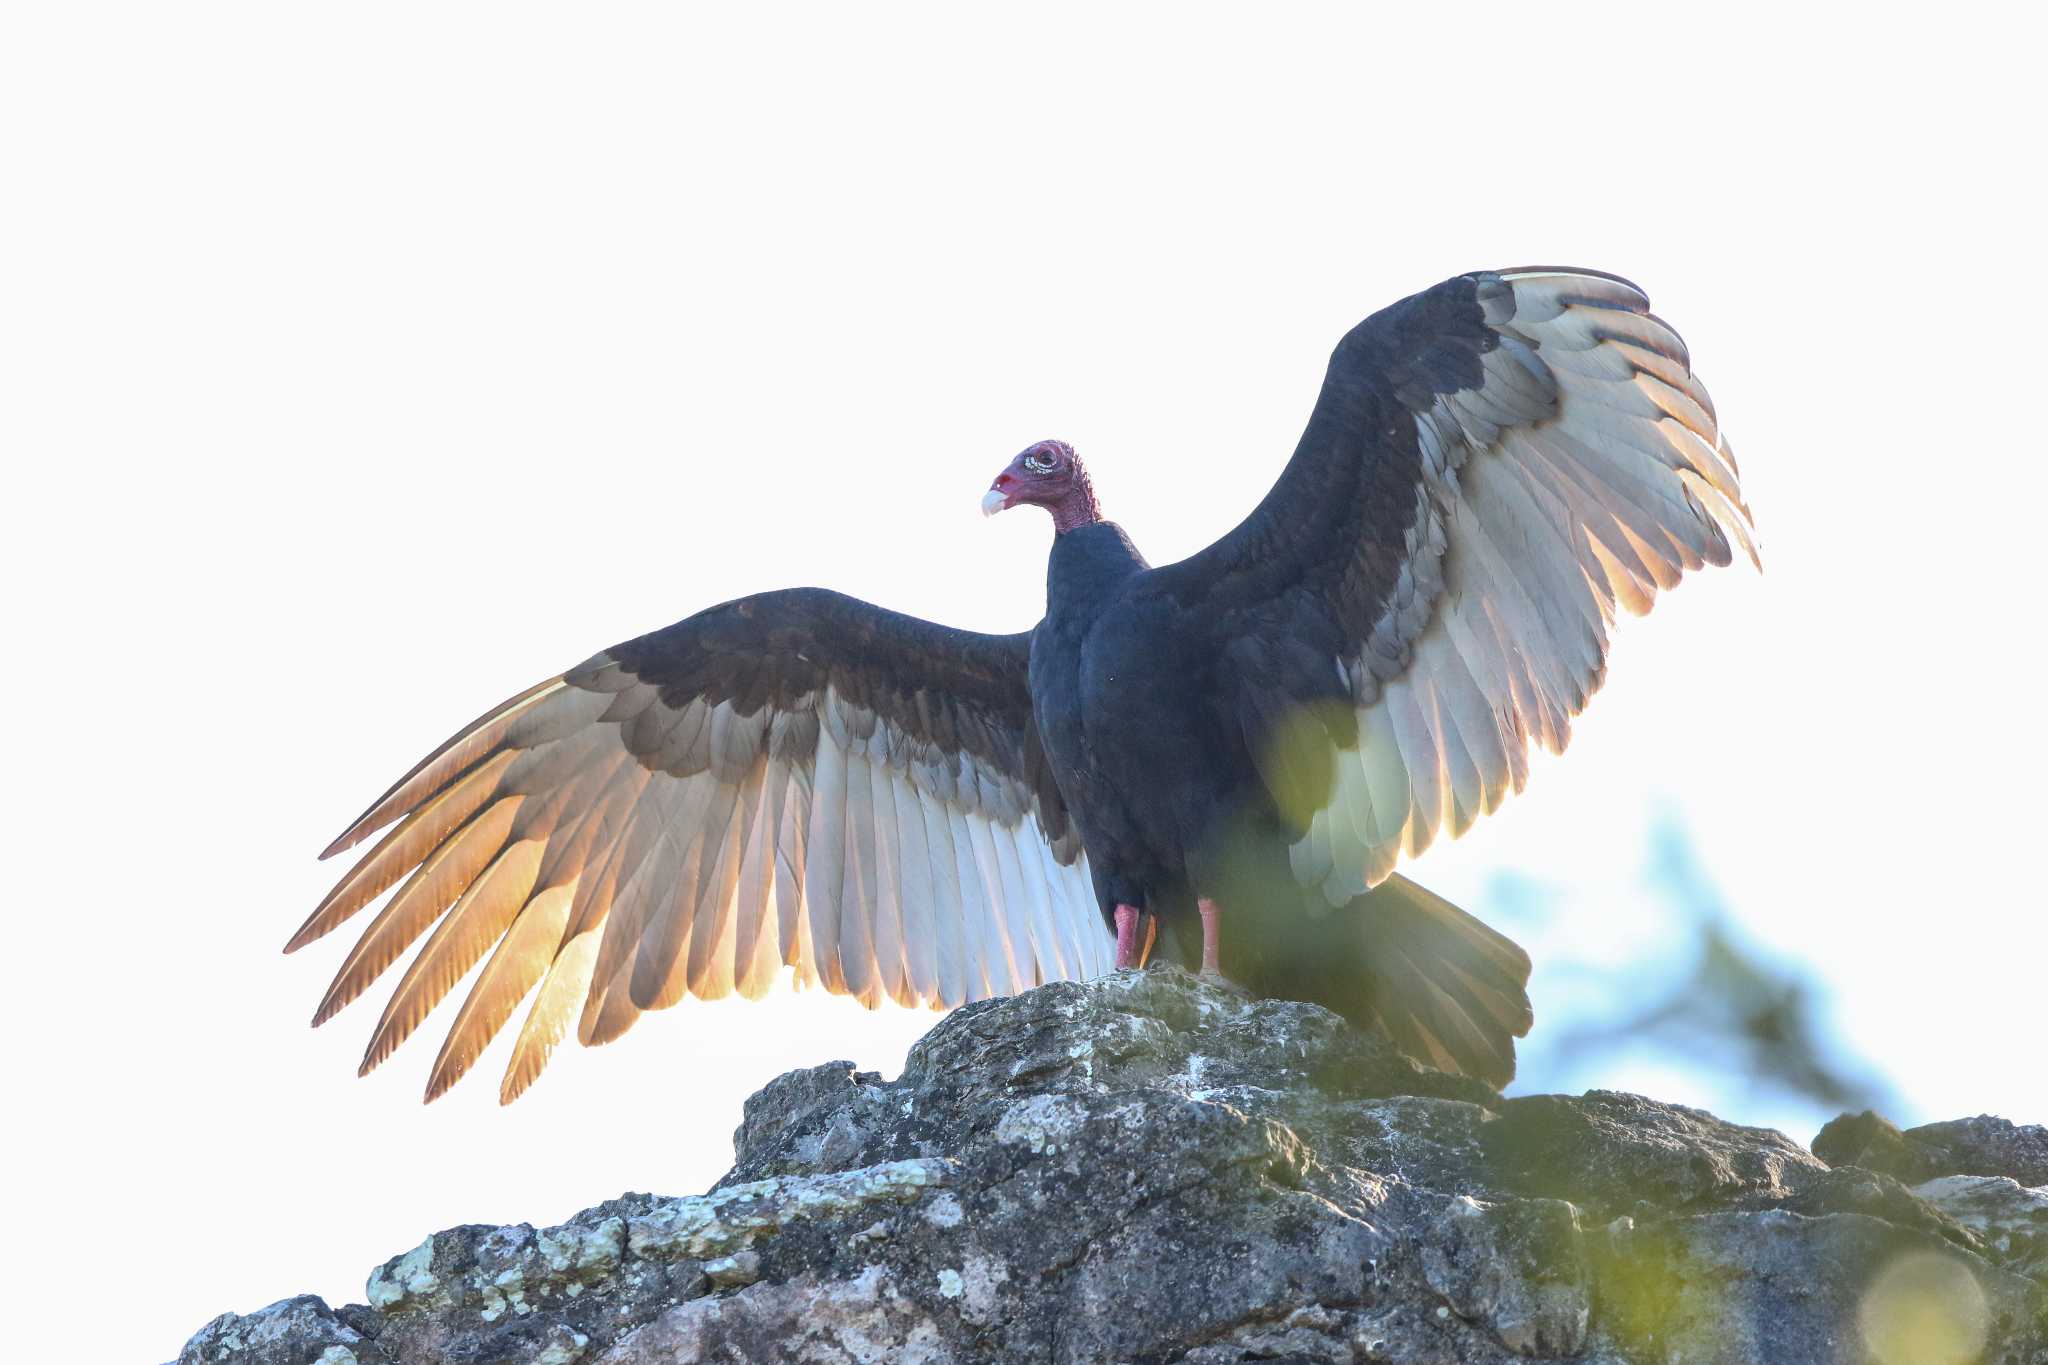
xmin=1050 ymin=468 xmax=1102 ymax=533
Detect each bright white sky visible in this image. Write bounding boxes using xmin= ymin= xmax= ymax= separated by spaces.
xmin=5 ymin=6 xmax=2042 ymax=1361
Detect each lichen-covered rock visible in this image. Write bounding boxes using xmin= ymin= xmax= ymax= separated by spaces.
xmin=1421 ymin=1196 xmax=1590 ymax=1355
xmin=1815 ymin=1110 xmax=2048 ymax=1188
xmin=1782 ymin=1164 xmax=1985 ymax=1252
xmin=1595 ymin=1209 xmax=2045 ymax=1365
xmin=1482 ymin=1089 xmax=1828 ymax=1215
xmin=173 ymin=968 xmax=2048 ymax=1364
xmin=178 ymin=1296 xmax=370 ymax=1365
xmin=1914 ymin=1175 xmax=2048 ymax=1279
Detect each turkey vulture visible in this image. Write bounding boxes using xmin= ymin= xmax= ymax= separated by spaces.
xmin=292 ymin=267 xmax=1755 ymax=1101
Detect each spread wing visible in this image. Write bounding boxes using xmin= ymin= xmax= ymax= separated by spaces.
xmin=1160 ymin=267 xmax=1757 ymax=903
xmin=291 ymin=587 xmax=1107 ymax=1102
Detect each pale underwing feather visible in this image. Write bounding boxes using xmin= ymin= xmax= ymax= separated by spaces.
xmin=987 ymin=819 xmax=1043 ymax=988
xmin=626 ymin=776 xmax=714 ymax=1012
xmin=589 ymin=772 xmax=689 ymax=1015
xmin=359 ymin=837 xmax=546 ymax=1074
xmin=1002 ymin=816 xmax=1058 ymax=985
xmin=731 ymin=757 xmax=787 ymax=1000
xmin=312 ymin=795 xmax=525 ymax=1026
xmin=837 ymin=742 xmax=882 ymax=1007
xmin=921 ymin=788 xmax=969 ymax=1007
xmin=950 ymin=806 xmax=1005 ymax=999
xmin=772 ymin=760 xmax=813 ymax=976
xmin=803 ymin=730 xmax=851 ymax=997
xmin=684 ymin=761 xmax=760 ymax=1002
xmin=427 ymin=879 xmax=576 ymax=1101
xmin=321 ymin=679 xmax=566 ymax=859
xmin=289 ymin=749 xmax=521 ymax=953
xmin=894 ymin=772 xmax=942 ymax=1005
xmin=1292 ymin=270 xmax=1756 ymax=904
xmin=501 ymin=927 xmax=601 ymax=1104
xmin=864 ymin=748 xmax=910 ymax=1007
xmin=965 ymin=813 xmax=1027 ymax=995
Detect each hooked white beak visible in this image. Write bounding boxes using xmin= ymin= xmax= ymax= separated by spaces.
xmin=980 ymin=488 xmax=1009 ymax=517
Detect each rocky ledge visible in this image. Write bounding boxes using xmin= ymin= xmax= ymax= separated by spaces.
xmin=177 ymin=969 xmax=2047 ymax=1363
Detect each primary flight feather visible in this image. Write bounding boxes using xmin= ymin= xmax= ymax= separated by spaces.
xmin=291 ymin=267 xmax=1755 ymax=1100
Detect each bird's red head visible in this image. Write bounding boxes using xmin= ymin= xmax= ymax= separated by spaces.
xmin=982 ymin=439 xmax=1102 ymax=533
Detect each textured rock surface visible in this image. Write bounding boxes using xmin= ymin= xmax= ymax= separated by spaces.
xmin=1816 ymin=1110 xmax=2048 ymax=1189
xmin=175 ymin=969 xmax=2048 ymax=1364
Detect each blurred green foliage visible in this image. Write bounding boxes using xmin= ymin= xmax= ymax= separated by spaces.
xmin=1493 ymin=813 xmax=1902 ymax=1133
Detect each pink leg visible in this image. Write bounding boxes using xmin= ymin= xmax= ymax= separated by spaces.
xmin=1198 ymin=897 xmax=1223 ymax=976
xmin=1114 ymin=904 xmax=1144 ymax=969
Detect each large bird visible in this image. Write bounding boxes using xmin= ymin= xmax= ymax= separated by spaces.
xmin=292 ymin=267 xmax=1755 ymax=1101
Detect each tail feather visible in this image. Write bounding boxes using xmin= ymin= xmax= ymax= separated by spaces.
xmin=1213 ymin=872 xmax=1533 ymax=1088
xmin=1346 ymin=874 xmax=1530 ymax=1086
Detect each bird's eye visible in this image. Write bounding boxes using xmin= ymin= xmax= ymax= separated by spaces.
xmin=1023 ymin=451 xmax=1057 ymax=473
